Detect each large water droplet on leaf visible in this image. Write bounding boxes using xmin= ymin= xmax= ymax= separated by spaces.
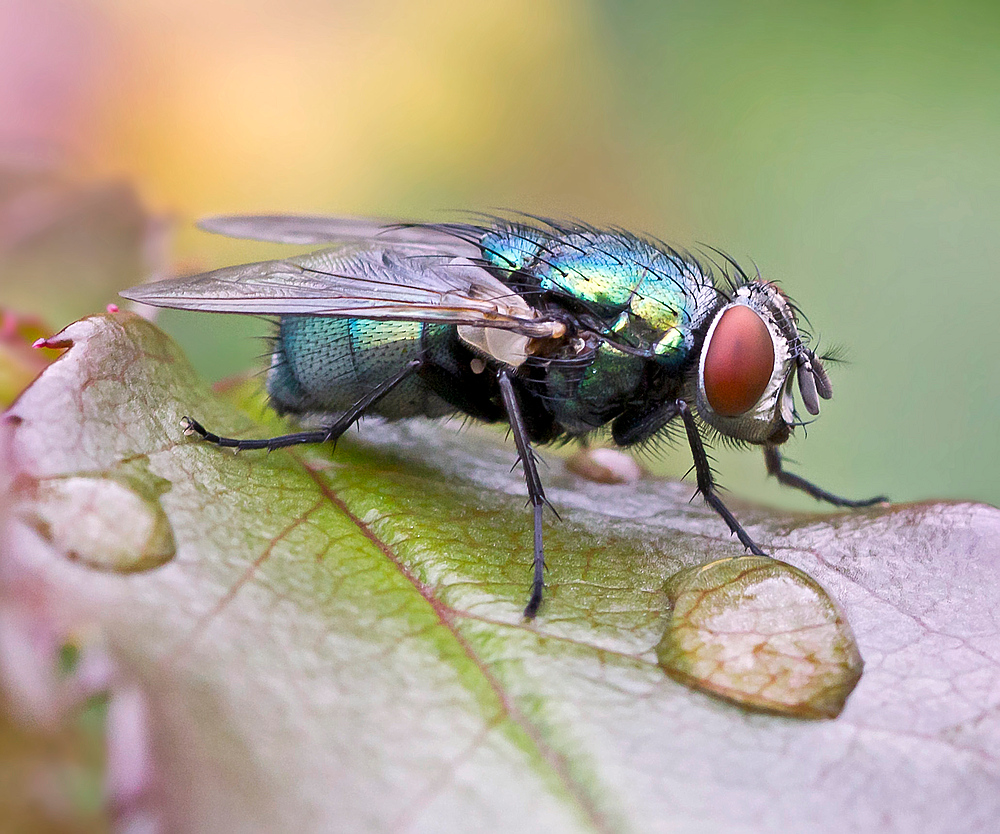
xmin=25 ymin=474 xmax=175 ymax=572
xmin=657 ymin=556 xmax=863 ymax=718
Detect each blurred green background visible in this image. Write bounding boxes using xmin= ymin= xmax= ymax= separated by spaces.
xmin=2 ymin=0 xmax=998 ymax=509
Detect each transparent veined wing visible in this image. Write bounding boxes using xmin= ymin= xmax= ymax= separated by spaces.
xmin=198 ymin=214 xmax=482 ymax=256
xmin=121 ymin=246 xmax=562 ymax=339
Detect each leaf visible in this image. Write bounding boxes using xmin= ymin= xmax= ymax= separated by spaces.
xmin=3 ymin=313 xmax=999 ymax=832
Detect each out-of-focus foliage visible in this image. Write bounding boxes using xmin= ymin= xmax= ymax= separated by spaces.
xmin=0 ymin=165 xmax=159 ymax=326
xmin=0 ymin=311 xmax=59 ymax=406
xmin=0 ymin=689 xmax=108 ymax=833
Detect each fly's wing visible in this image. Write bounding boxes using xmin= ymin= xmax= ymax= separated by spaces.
xmin=198 ymin=214 xmax=482 ymax=256
xmin=121 ymin=247 xmax=561 ymax=339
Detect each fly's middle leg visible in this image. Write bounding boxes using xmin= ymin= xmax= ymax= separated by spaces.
xmin=497 ymin=369 xmax=549 ymax=619
xmin=182 ymin=358 xmax=424 ymax=451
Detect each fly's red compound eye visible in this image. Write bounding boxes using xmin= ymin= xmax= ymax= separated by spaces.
xmin=703 ymin=305 xmax=775 ymax=417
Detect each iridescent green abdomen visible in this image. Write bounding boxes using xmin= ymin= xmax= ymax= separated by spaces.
xmin=268 ymin=317 xmax=456 ymax=419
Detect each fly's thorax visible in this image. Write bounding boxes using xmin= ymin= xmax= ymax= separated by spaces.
xmin=481 ymin=227 xmax=702 ymax=314
xmin=694 ymin=281 xmax=827 ymax=445
xmin=540 ymin=338 xmax=648 ymax=435
xmin=628 ymin=279 xmax=720 ymax=368
xmin=480 ymin=225 xmax=546 ymax=273
xmin=477 ymin=225 xmax=721 ymax=370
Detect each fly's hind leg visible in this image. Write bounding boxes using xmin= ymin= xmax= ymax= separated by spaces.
xmin=497 ymin=369 xmax=548 ymax=619
xmin=764 ymin=446 xmax=888 ymax=507
xmin=182 ymin=358 xmax=424 ymax=451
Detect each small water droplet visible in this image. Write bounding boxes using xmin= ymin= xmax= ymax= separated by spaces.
xmin=566 ymin=447 xmax=643 ymax=484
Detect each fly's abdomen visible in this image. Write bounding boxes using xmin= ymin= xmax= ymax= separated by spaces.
xmin=268 ymin=316 xmax=455 ymax=419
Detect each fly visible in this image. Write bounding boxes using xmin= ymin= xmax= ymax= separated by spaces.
xmin=121 ymin=215 xmax=886 ymax=618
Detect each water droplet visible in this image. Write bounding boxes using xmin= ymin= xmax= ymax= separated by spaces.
xmin=657 ymin=556 xmax=862 ymax=718
xmin=27 ymin=476 xmax=175 ymax=572
xmin=566 ymin=447 xmax=642 ymax=484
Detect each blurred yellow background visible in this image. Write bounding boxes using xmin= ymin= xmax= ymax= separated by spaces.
xmin=2 ymin=0 xmax=998 ymax=508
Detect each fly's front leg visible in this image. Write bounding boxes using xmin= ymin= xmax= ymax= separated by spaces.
xmin=182 ymin=358 xmax=424 ymax=451
xmin=676 ymin=399 xmax=767 ymax=556
xmin=497 ymin=369 xmax=548 ymax=619
xmin=764 ymin=446 xmax=888 ymax=507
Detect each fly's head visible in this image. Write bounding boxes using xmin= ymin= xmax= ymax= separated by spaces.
xmin=694 ymin=281 xmax=832 ymax=446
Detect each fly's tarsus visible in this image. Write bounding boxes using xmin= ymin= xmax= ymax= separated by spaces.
xmin=181 ymin=358 xmax=424 ymax=453
xmin=181 ymin=416 xmax=334 ymax=450
xmin=764 ymin=446 xmax=889 ymax=507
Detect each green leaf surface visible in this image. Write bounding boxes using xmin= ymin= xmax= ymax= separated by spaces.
xmin=3 ymin=313 xmax=999 ymax=832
